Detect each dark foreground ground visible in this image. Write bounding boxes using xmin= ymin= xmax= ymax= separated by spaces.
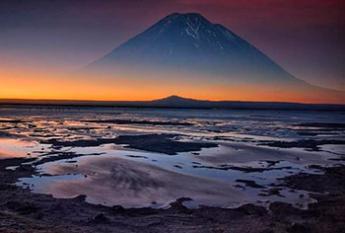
xmin=0 ymin=157 xmax=344 ymax=233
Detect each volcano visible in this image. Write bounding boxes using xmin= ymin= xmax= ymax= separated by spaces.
xmin=86 ymin=13 xmax=344 ymax=103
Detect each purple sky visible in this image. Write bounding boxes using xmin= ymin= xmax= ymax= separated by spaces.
xmin=0 ymin=0 xmax=344 ymax=90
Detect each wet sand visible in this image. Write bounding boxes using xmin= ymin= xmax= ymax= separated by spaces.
xmin=0 ymin=107 xmax=344 ymax=232
xmin=1 ymin=156 xmax=345 ymax=233
xmin=36 ymin=156 xmax=245 ymax=208
xmin=43 ymin=134 xmax=217 ymax=155
xmin=197 ymin=143 xmax=332 ymax=165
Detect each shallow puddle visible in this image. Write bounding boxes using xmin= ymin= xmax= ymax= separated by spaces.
xmin=0 ymin=106 xmax=343 ymax=209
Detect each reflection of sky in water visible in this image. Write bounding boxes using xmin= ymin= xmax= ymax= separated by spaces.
xmin=17 ymin=144 xmax=329 ymax=208
xmin=1 ymin=107 xmax=344 ymax=142
xmin=0 ymin=138 xmax=45 ymax=158
xmin=1 ymin=107 xmax=344 ymax=208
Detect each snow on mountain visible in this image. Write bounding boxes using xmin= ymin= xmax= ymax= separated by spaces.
xmin=88 ymin=13 xmax=300 ymax=84
xmin=85 ymin=13 xmax=344 ymax=103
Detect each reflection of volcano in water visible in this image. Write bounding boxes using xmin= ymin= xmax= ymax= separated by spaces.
xmin=86 ymin=13 xmax=344 ymax=103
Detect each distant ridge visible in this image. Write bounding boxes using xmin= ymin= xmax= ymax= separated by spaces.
xmin=1 ymin=96 xmax=344 ymax=111
xmin=148 ymin=95 xmax=345 ymax=110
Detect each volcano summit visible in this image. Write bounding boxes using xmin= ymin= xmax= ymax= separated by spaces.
xmin=87 ymin=13 xmax=344 ymax=103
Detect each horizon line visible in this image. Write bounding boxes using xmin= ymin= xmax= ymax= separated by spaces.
xmin=0 ymin=96 xmax=344 ymax=106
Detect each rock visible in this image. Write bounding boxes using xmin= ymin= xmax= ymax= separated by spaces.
xmin=169 ymin=197 xmax=193 ymax=214
xmin=269 ymin=202 xmax=303 ymax=218
xmin=237 ymin=204 xmax=267 ymax=216
xmin=111 ymin=205 xmax=126 ymax=215
xmin=287 ymin=223 xmax=311 ymax=233
xmin=5 ymin=201 xmax=39 ymax=215
xmin=92 ymin=213 xmax=109 ymax=224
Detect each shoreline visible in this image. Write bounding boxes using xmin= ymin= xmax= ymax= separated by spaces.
xmin=0 ymin=107 xmax=344 ymax=232
xmin=1 ymin=156 xmax=344 ymax=233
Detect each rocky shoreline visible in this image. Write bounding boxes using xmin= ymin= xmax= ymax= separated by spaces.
xmin=1 ymin=157 xmax=344 ymax=233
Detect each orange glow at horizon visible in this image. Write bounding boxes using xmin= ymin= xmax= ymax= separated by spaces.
xmin=0 ymin=67 xmax=344 ymax=104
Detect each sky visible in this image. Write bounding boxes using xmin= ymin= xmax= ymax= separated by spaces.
xmin=0 ymin=0 xmax=344 ymax=102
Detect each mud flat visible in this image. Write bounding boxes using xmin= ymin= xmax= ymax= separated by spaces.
xmin=1 ymin=155 xmax=345 ymax=233
xmin=0 ymin=107 xmax=344 ymax=232
xmin=261 ymin=139 xmax=345 ymax=151
xmin=43 ymin=134 xmax=218 ymax=155
xmin=29 ymin=156 xmax=245 ymax=208
xmin=84 ymin=119 xmax=193 ymax=126
xmin=196 ymin=143 xmax=336 ymax=166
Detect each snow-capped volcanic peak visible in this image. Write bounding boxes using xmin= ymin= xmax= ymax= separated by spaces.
xmin=184 ymin=14 xmax=202 ymax=39
xmin=163 ymin=13 xmax=207 ymax=36
xmin=88 ymin=13 xmax=301 ymax=85
xmin=154 ymin=13 xmax=240 ymax=51
xmin=84 ymin=12 xmax=344 ymax=104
